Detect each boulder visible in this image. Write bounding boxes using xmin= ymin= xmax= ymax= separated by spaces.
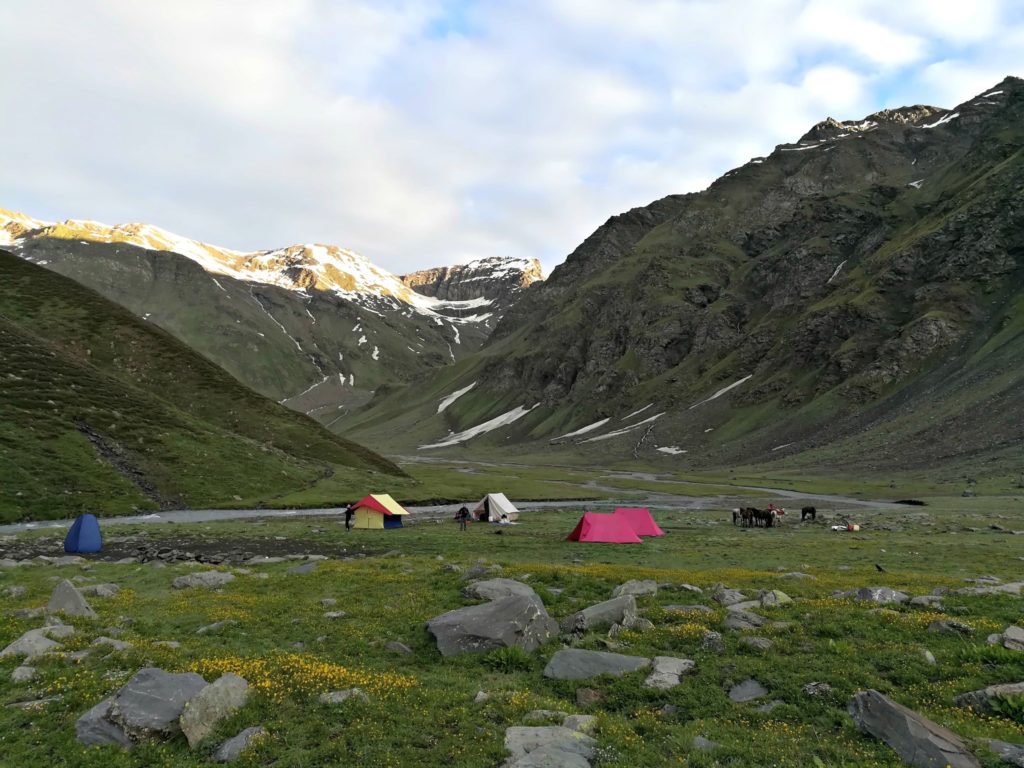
xmin=710 ymin=585 xmax=746 ymax=606
xmin=988 ymin=740 xmax=1024 ymax=767
xmin=93 ymin=636 xmax=133 ymax=652
xmin=80 ymin=583 xmax=120 ymax=598
xmin=180 ymin=673 xmax=249 ymax=748
xmin=1003 ymin=626 xmax=1024 ymax=651
xmin=910 ymin=595 xmax=943 ymax=608
xmin=803 ymin=682 xmax=833 ymax=697
xmin=758 ymin=589 xmax=792 ymax=606
xmin=561 ymin=595 xmax=637 ymax=634
xmin=701 ymin=630 xmax=725 ymax=652
xmin=172 ymin=571 xmax=234 ymax=589
xmin=853 ymin=587 xmax=909 ymax=605
xmin=643 ymin=656 xmax=695 ymax=689
xmin=427 ymin=594 xmax=558 ymax=657
xmin=611 ymin=580 xmax=658 ymax=598
xmin=954 ymin=682 xmax=1024 ymax=713
xmin=543 ymin=649 xmax=650 ymax=680
xmin=2 ymin=585 xmax=27 ymax=598
xmin=740 ymin=637 xmax=773 ymax=651
xmin=319 ymin=688 xmax=369 ymax=704
xmin=107 ymin=667 xmax=209 ymax=740
xmin=729 ymin=679 xmax=768 ymax=703
xmin=0 ymin=627 xmax=70 ymax=659
xmin=562 ymin=714 xmax=596 ymax=734
xmin=503 ymin=726 xmax=596 ymax=768
xmin=848 ymin=689 xmax=980 ymax=768
xmin=463 ymin=578 xmax=539 ymax=601
xmin=11 ymin=666 xmax=37 ymax=683
xmin=723 ymin=610 xmax=767 ymax=631
xmin=46 ymin=579 xmax=97 ymax=618
xmin=928 ymin=620 xmax=973 ymax=635
xmin=214 ymin=726 xmax=267 ymax=763
xmin=75 ymin=698 xmax=133 ymax=748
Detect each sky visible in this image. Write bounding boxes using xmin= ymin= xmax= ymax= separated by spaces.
xmin=1 ymin=1 xmax=1022 ymax=275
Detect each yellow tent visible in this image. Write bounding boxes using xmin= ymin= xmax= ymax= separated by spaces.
xmin=350 ymin=494 xmax=409 ymax=529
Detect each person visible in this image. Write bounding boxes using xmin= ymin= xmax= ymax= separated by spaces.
xmin=456 ymin=505 xmax=469 ymax=531
xmin=344 ymin=503 xmax=355 ymax=530
xmin=498 ymin=513 xmax=511 ymax=525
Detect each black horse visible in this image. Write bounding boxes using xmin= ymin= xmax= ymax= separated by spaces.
xmin=801 ymin=505 xmax=817 ymax=521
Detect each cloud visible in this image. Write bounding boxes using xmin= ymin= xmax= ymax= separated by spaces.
xmin=0 ymin=1 xmax=1021 ymax=275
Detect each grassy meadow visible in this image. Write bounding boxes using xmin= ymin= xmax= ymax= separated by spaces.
xmin=2 ymin=496 xmax=1024 ymax=767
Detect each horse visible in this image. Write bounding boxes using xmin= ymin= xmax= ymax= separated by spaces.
xmin=733 ymin=507 xmax=757 ymax=527
xmin=801 ymin=505 xmax=816 ymax=521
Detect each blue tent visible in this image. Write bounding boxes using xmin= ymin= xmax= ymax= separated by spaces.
xmin=64 ymin=513 xmax=102 ymax=554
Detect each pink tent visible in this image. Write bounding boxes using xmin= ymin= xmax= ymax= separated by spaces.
xmin=614 ymin=507 xmax=665 ymax=537
xmin=566 ymin=512 xmax=643 ymax=544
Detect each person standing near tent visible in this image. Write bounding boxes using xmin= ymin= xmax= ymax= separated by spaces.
xmin=457 ymin=505 xmax=469 ymax=531
xmin=344 ymin=503 xmax=355 ymax=530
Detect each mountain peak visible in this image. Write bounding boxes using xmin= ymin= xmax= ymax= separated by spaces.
xmin=798 ymin=104 xmax=943 ymax=143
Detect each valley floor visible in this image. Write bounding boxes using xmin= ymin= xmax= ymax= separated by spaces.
xmin=2 ymin=496 xmax=1024 ymax=767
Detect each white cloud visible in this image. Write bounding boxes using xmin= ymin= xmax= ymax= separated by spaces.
xmin=0 ymin=1 xmax=1021 ymax=276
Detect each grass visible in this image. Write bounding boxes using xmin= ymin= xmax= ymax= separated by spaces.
xmin=2 ymin=496 xmax=1024 ymax=766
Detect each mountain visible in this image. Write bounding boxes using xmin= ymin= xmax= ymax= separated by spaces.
xmin=0 ymin=248 xmax=404 ymax=522
xmin=2 ymin=212 xmax=540 ymax=427
xmin=341 ymin=77 xmax=1024 ymax=480
xmin=402 ymin=256 xmax=542 ymax=307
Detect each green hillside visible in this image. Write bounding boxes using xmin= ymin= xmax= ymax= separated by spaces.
xmin=0 ymin=249 xmax=403 ymax=523
xmin=340 ymin=78 xmax=1024 ymax=483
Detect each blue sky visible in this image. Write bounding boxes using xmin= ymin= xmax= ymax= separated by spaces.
xmin=1 ymin=1 xmax=1022 ymax=274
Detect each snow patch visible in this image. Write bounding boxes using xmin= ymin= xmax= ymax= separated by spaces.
xmin=419 ymin=404 xmax=537 ymax=449
xmin=980 ymin=90 xmax=1003 ymax=98
xmin=371 ymin=346 xmax=380 ymax=361
xmin=553 ymin=418 xmax=611 ymax=440
xmin=921 ymin=112 xmax=959 ymax=129
xmin=281 ymin=375 xmax=331 ymax=403
xmin=437 ymin=381 xmax=477 ymax=413
xmin=908 ymin=179 xmax=924 ymax=189
xmin=772 ymin=442 xmax=795 ymax=452
xmin=622 ymin=404 xmax=653 ymax=422
xmin=827 ymin=260 xmax=847 ymax=284
xmin=657 ymin=446 xmax=687 ymax=455
xmin=582 ymin=413 xmax=664 ymax=443
xmin=357 ymin=335 xmax=367 ymax=346
xmin=688 ymin=375 xmax=753 ymax=409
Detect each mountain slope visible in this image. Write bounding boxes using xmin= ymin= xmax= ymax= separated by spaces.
xmin=3 ymin=214 xmax=539 ymax=427
xmin=0 ymin=249 xmax=402 ymax=523
xmin=342 ymin=77 xmax=1024 ymax=480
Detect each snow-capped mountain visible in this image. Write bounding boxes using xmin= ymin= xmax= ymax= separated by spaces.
xmin=1 ymin=208 xmax=542 ymax=428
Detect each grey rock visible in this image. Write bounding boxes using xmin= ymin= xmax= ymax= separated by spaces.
xmin=172 ymin=571 xmax=235 ymax=589
xmin=11 ymin=665 xmax=37 ymax=683
xmin=503 ymin=726 xmax=596 ymax=768
xmin=0 ymin=627 xmax=70 ymax=659
xmin=692 ymin=735 xmax=720 ymax=751
xmin=93 ymin=636 xmax=133 ymax=652
xmin=46 ymin=579 xmax=97 ymax=618
xmin=957 ymin=582 xmax=1024 ymax=596
xmin=324 ymin=611 xmax=347 ymax=619
xmin=644 ymin=656 xmax=695 ymax=689
xmin=319 ymin=687 xmax=369 ymax=704
xmin=214 ymin=726 xmax=267 ymax=763
xmin=723 ymin=610 xmax=767 ymax=631
xmin=427 ymin=594 xmax=558 ymax=657
xmin=928 ymin=620 xmax=973 ymax=635
xmin=803 ymin=681 xmax=833 ymax=697
xmin=474 ymin=690 xmax=490 ymax=703
xmin=80 ymin=583 xmax=120 ymax=598
xmin=75 ymin=698 xmax=133 ymax=748
xmin=2 ymin=585 xmax=27 ymax=598
xmin=701 ymin=630 xmax=725 ymax=652
xmin=463 ymin=578 xmax=539 ymax=601
xmin=911 ymin=595 xmax=944 ymax=607
xmin=726 ymin=600 xmax=762 ymax=613
xmin=611 ymin=579 xmax=658 ymax=598
xmin=320 ymin=598 xmax=337 ymax=607
xmin=848 ymin=689 xmax=980 ymax=768
xmin=180 ymin=672 xmax=249 ymax=748
xmin=626 ymin=617 xmax=654 ymax=632
xmin=955 ymin=682 xmax=1024 ymax=713
xmin=740 ymin=636 xmax=773 ymax=651
xmin=153 ymin=640 xmax=181 ymax=649
xmin=988 ymin=740 xmax=1024 ymax=767
xmin=525 ymin=709 xmax=567 ymax=723
xmin=854 ymin=587 xmax=909 ymax=604
xmin=385 ymin=641 xmax=413 ymax=655
xmin=562 ymin=714 xmax=596 ymax=734
xmin=678 ymin=583 xmax=703 ymax=593
xmin=1003 ymin=626 xmax=1024 ymax=651
xmin=729 ymin=679 xmax=769 ymax=702
xmin=561 ymin=595 xmax=637 ymax=634
xmin=758 ymin=589 xmax=792 ymax=606
xmin=196 ymin=620 xmax=234 ymax=635
xmin=107 ymin=667 xmax=209 ymax=740
xmin=11 ymin=607 xmax=45 ymax=619
xmin=286 ymin=562 xmax=318 ymax=575
xmin=923 ymin=649 xmax=937 ymax=665
xmin=543 ymin=649 xmax=650 ymax=680
xmin=711 ymin=585 xmax=746 ymax=606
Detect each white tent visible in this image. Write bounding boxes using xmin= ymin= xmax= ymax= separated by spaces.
xmin=473 ymin=493 xmax=520 ymax=521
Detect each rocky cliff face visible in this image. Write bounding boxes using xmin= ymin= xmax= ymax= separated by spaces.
xmin=349 ymin=76 xmax=1024 ymax=476
xmin=401 ymin=257 xmax=542 ymax=305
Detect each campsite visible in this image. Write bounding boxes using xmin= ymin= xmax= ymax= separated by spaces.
xmin=3 ymin=481 xmax=1024 ymax=768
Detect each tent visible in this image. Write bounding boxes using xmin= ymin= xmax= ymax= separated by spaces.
xmin=614 ymin=507 xmax=665 ymax=537
xmin=473 ymin=493 xmax=520 ymax=522
xmin=566 ymin=512 xmax=642 ymax=544
xmin=350 ymin=494 xmax=410 ymax=529
xmin=64 ymin=513 xmax=102 ymax=553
